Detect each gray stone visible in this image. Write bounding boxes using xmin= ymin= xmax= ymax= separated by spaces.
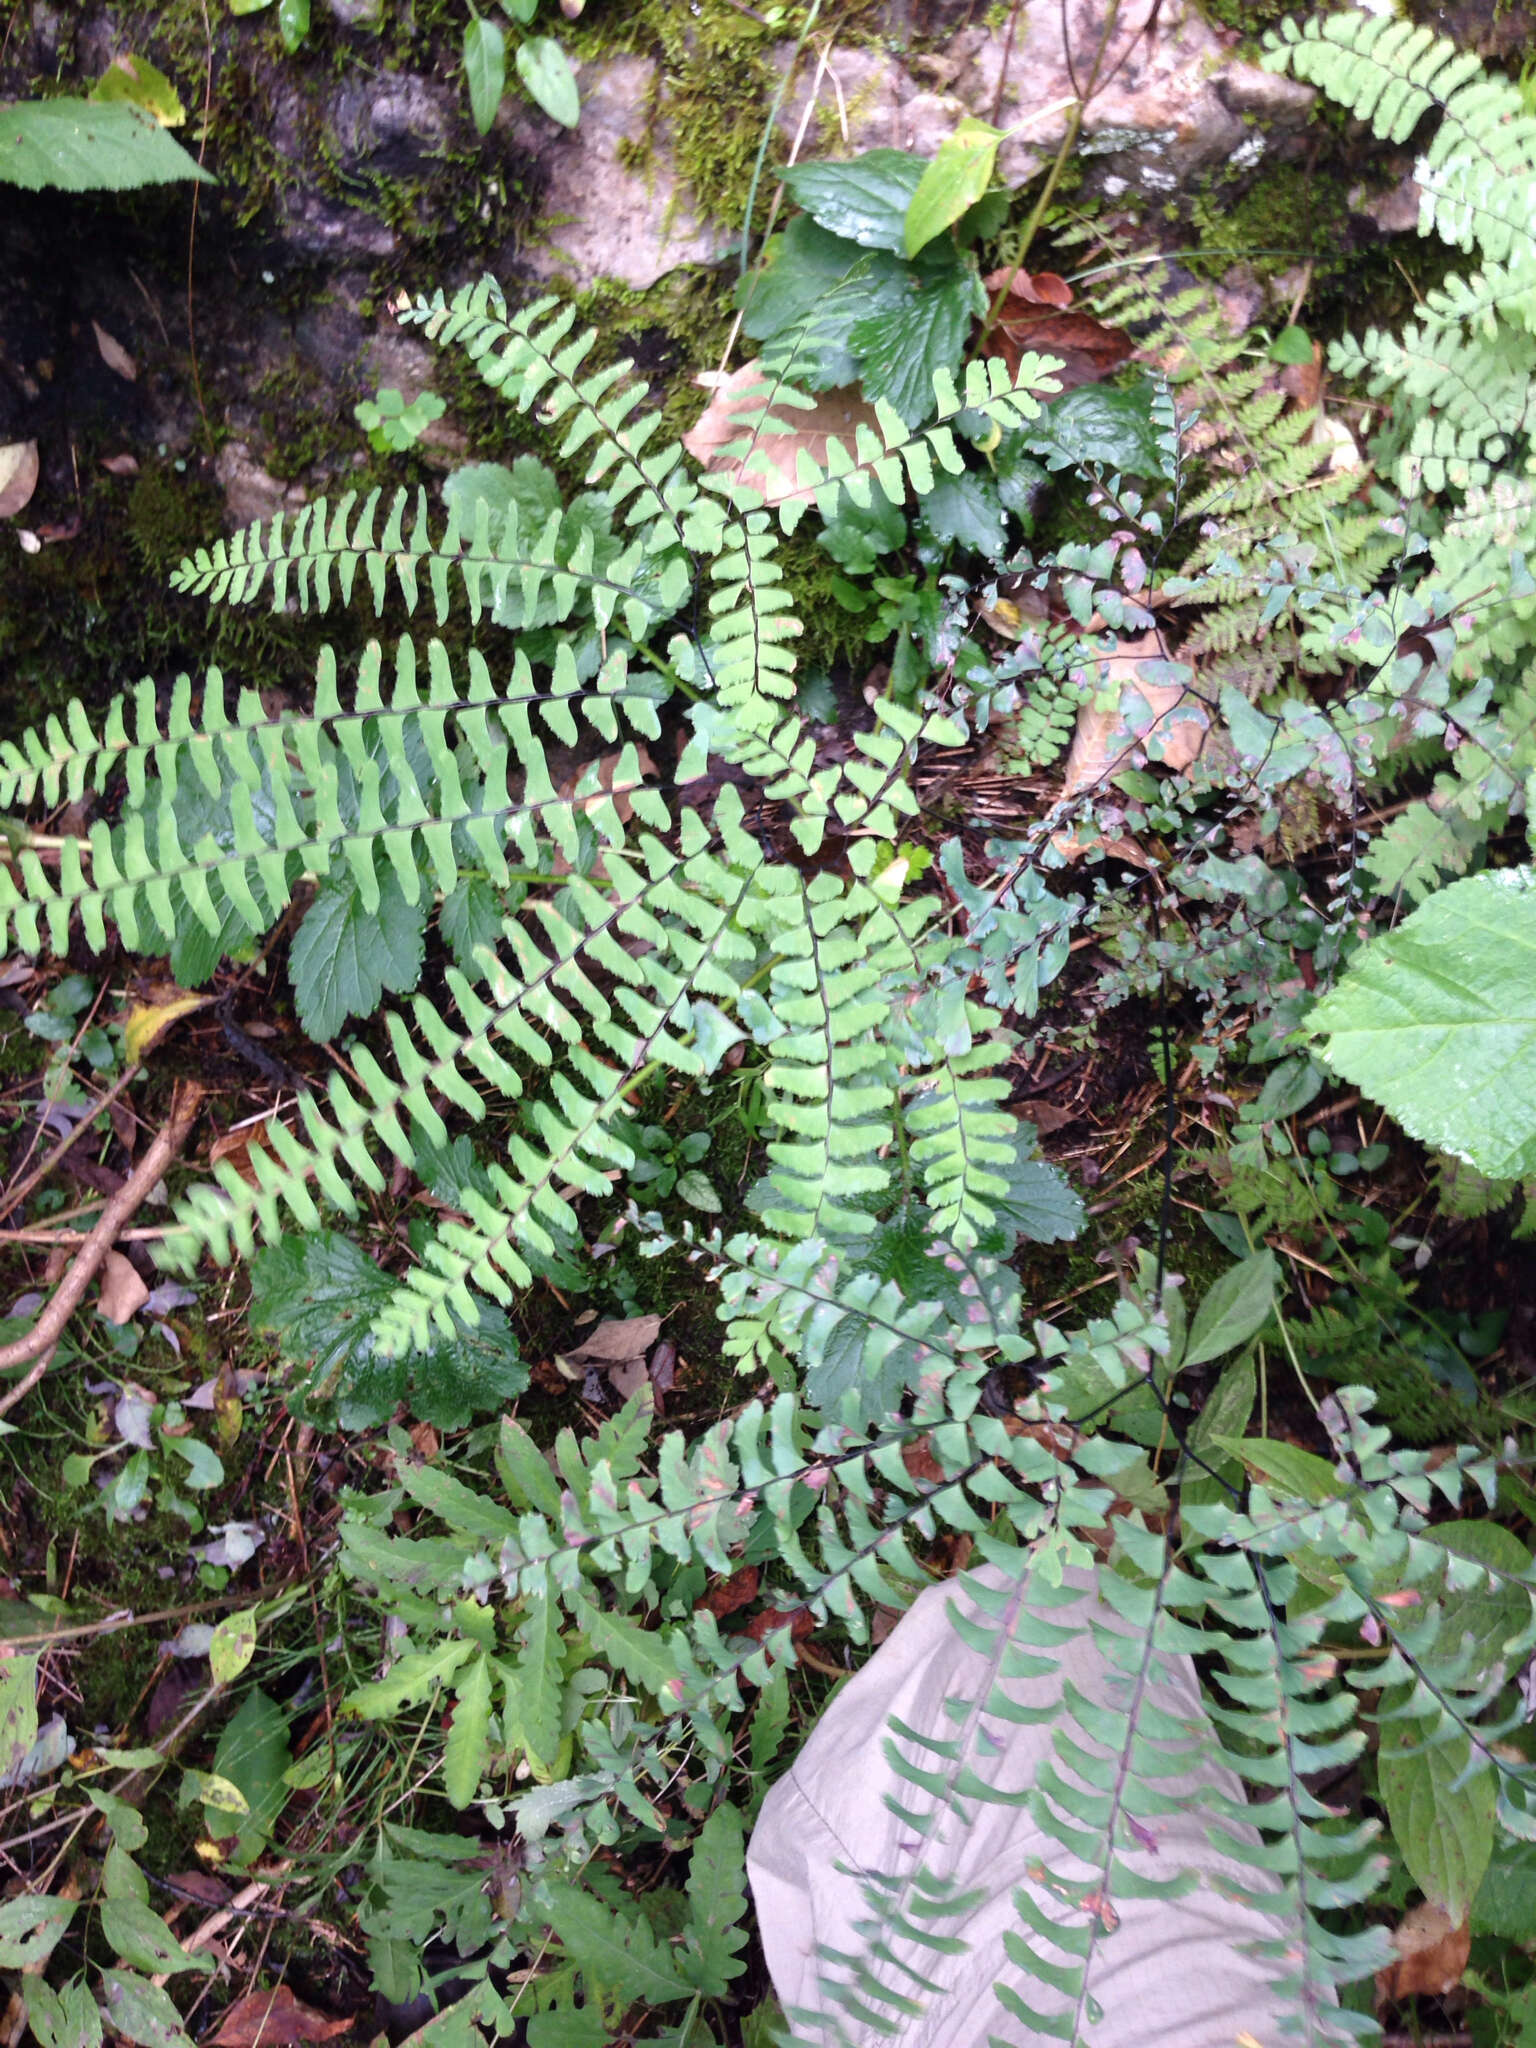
xmin=513 ymin=56 xmax=734 ymax=290
xmin=324 ymin=0 xmax=383 ymax=24
xmin=325 ymin=74 xmax=455 ymax=179
xmin=215 ymin=441 xmax=307 ymax=529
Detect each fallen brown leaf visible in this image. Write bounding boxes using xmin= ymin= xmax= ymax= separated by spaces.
xmin=0 ymin=443 xmax=39 ymax=521
xmin=209 ymin=1122 xmax=282 ymax=1189
xmin=1375 ymin=1901 xmax=1470 ymax=2003
xmin=101 ymin=453 xmax=140 ymax=478
xmin=97 ymin=1250 xmax=149 ymax=1326
xmin=983 ymin=268 xmax=1132 ymax=392
xmin=205 ymin=1986 xmax=352 ymax=2046
xmin=92 ymin=321 xmax=137 ymax=382
xmin=683 ymin=361 xmax=882 ymax=508
xmin=1059 ymin=631 xmax=1208 ymax=802
xmin=554 ymin=1313 xmax=662 ymax=1381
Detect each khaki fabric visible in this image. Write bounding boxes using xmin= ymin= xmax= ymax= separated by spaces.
xmin=747 ymin=1566 xmax=1335 ymax=2046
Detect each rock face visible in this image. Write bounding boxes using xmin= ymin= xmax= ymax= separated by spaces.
xmin=773 ymin=0 xmax=1315 ymax=201
xmin=508 ymin=56 xmax=735 ymax=291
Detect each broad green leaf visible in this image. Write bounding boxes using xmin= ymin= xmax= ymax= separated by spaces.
xmin=0 ymin=1894 xmax=74 ymax=1968
xmin=347 ymin=1638 xmax=476 ymax=1719
xmin=207 ymin=1688 xmax=291 ymax=1865
xmin=1184 ymin=1251 xmax=1278 ymax=1367
xmin=0 ymin=99 xmax=212 ymax=189
xmin=24 ymin=1978 xmax=102 ymax=2048
xmin=101 ymin=1896 xmax=212 ymax=1976
xmin=464 ymin=16 xmax=507 ymax=134
xmin=781 ymin=149 xmax=926 ymax=252
xmin=1473 ymin=1838 xmax=1536 ymax=1938
xmin=904 ymin=118 xmax=1003 ymax=258
xmin=89 ymin=1789 xmax=149 ymax=1851
xmin=103 ymin=1843 xmax=148 ymax=1901
xmin=1269 ymin=324 xmax=1315 ymax=364
xmin=1379 ymin=1723 xmax=1495 ymax=1922
xmin=101 ymin=1970 xmax=195 ymax=2048
xmin=1310 ymin=868 xmax=1536 ymax=1180
xmin=288 ymin=862 xmax=427 ymax=1044
xmin=544 ymin=1880 xmax=696 ymax=2005
xmin=516 ymin=37 xmax=580 ymax=128
xmin=676 ymin=1169 xmax=721 ymax=1212
xmin=209 ymin=1607 xmax=259 ymax=1686
xmin=444 ymin=1652 xmax=491 ymax=1810
xmin=1179 ymin=1354 xmax=1255 ymax=1511
xmin=682 ymin=1804 xmax=749 ymax=1994
xmin=0 ymin=1648 xmax=38 ymax=1783
xmin=278 ymin=0 xmax=310 ymax=51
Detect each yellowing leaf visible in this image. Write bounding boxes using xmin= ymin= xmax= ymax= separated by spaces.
xmin=209 ymin=1608 xmax=259 ymax=1687
xmin=123 ymin=988 xmax=209 ymax=1063
xmin=90 ymin=54 xmax=186 ymax=128
xmin=904 ymin=117 xmax=1003 ymax=258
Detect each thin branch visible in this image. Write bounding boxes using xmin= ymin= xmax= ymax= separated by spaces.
xmin=0 ymin=1079 xmax=204 ymax=1409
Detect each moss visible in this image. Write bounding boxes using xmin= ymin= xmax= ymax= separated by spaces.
xmin=1193 ymin=0 xmax=1295 ymax=39
xmin=1191 ymin=161 xmax=1350 ymax=285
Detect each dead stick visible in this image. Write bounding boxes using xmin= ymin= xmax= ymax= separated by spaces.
xmin=0 ymin=1079 xmax=204 ymax=1410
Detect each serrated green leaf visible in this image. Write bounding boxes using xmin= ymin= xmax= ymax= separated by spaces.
xmin=1023 ymin=376 xmax=1168 ymax=478
xmin=918 ymin=468 xmax=1008 ymax=559
xmin=0 ymin=1894 xmax=74 ymax=1968
xmin=516 ymin=37 xmax=579 ymax=128
xmin=289 ymin=862 xmax=427 ymax=1044
xmin=463 ymin=17 xmax=507 ymax=133
xmin=0 ymin=100 xmax=212 ymax=191
xmin=444 ymin=1652 xmax=491 ymax=1810
xmin=512 ymin=1591 xmax=564 ymax=1768
xmin=249 ymin=1230 xmax=527 ymax=1430
xmin=1380 ymin=1722 xmax=1495 ymax=1923
xmin=1217 ymin=1436 xmax=1345 ymax=1503
xmin=544 ymin=1880 xmax=696 ymax=2006
xmin=440 ymin=873 xmax=505 ymax=976
xmin=848 ymin=257 xmax=981 ymax=427
xmin=347 ymin=1638 xmax=476 ymax=1719
xmin=576 ymin=1601 xmax=679 ymax=1705
xmin=781 ymin=149 xmax=927 ymax=252
xmin=1184 ymin=1251 xmax=1278 ymax=1367
xmin=904 ymin=118 xmax=1003 ymax=258
xmin=682 ymin=1804 xmax=749 ymax=1993
xmin=1311 ymin=869 xmax=1536 ymax=1180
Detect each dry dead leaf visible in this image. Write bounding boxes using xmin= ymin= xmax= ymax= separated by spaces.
xmin=1375 ymin=1901 xmax=1470 ymax=2002
xmin=97 ymin=1250 xmax=150 ymax=1326
xmin=0 ymin=442 xmax=39 ymax=521
xmin=553 ymin=1313 xmax=662 ymax=1381
xmin=1059 ymin=631 xmax=1208 ymax=802
xmin=92 ymin=321 xmax=137 ymax=382
xmin=983 ymin=268 xmax=1132 ymax=392
xmin=101 ymin=453 xmax=140 ymax=478
xmin=695 ymin=1564 xmax=760 ymax=1621
xmin=209 ymin=1121 xmax=282 ymax=1189
xmin=1278 ymin=339 xmax=1324 ymax=414
xmin=683 ymin=362 xmax=882 ymax=508
xmin=205 ymin=1986 xmax=352 ymax=2046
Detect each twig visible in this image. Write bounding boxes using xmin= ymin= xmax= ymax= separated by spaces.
xmin=0 ymin=1080 xmax=204 ymax=1409
xmin=0 ymin=1059 xmax=143 ymax=1224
